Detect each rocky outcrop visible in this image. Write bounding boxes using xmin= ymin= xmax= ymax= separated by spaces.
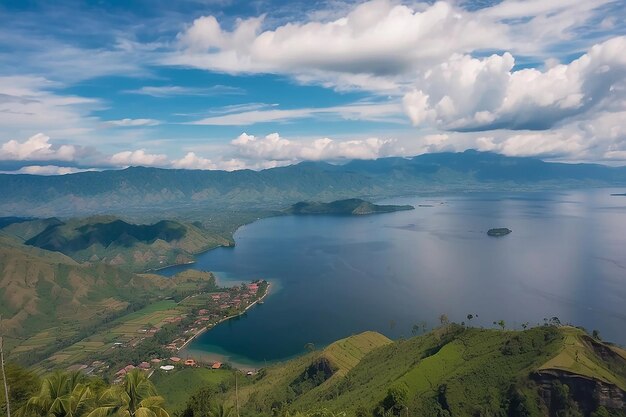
xmin=532 ymin=370 xmax=625 ymax=415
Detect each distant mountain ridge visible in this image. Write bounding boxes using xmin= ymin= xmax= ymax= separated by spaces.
xmin=2 ymin=150 xmax=626 ymax=217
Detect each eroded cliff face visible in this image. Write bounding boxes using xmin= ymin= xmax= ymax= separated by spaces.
xmin=532 ymin=370 xmax=625 ymax=416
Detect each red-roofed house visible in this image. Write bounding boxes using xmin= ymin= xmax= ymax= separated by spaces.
xmin=212 ymin=362 xmax=222 ymax=369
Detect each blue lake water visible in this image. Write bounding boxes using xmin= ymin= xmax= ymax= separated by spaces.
xmin=159 ymin=189 xmax=626 ymax=367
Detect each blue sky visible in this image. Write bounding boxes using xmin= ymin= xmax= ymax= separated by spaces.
xmin=0 ymin=0 xmax=625 ymax=173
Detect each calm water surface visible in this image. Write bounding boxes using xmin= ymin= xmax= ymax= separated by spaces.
xmin=160 ymin=189 xmax=626 ymax=367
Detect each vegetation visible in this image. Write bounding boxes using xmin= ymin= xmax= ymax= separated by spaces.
xmin=2 ymin=368 xmax=169 ymax=417
xmin=0 ymin=216 xmax=232 ymax=272
xmin=192 ymin=326 xmax=626 ymax=417
xmin=151 ymin=368 xmax=233 ymax=412
xmin=487 ymin=228 xmax=512 ymax=237
xmin=3 ymin=151 xmax=626 ymax=218
xmin=0 ymin=236 xmax=216 ymax=367
xmin=3 ymin=325 xmax=626 ymax=417
xmin=286 ymin=199 xmax=414 ymax=216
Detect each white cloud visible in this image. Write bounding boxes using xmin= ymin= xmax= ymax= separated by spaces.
xmin=109 ymin=149 xmax=168 ymax=166
xmin=168 ymin=1 xmax=505 ymax=90
xmin=103 ymin=118 xmax=161 ymax=127
xmin=171 ymin=152 xmax=216 ymax=169
xmin=402 ymin=36 xmax=626 ymax=131
xmin=230 ymin=132 xmax=399 ymax=162
xmin=0 ymin=76 xmax=101 ymax=139
xmin=8 ymin=165 xmax=97 ymax=175
xmin=124 ymin=85 xmax=245 ymax=97
xmin=167 ymin=0 xmax=613 ymax=92
xmin=0 ymin=133 xmax=77 ymax=161
xmin=189 ymin=101 xmax=404 ymax=125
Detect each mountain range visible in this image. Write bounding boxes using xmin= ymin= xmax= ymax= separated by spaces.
xmin=2 ymin=151 xmax=626 ymax=217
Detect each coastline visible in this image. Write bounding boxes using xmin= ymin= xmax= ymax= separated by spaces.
xmin=177 ymin=282 xmax=272 ymax=353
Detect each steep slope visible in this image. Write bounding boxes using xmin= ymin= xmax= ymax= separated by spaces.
xmin=236 ymin=332 xmax=392 ymax=413
xmin=2 ymin=216 xmax=231 ymax=272
xmin=1 ymin=151 xmax=626 ymax=217
xmin=228 ymin=326 xmax=626 ymax=417
xmin=0 ymin=236 xmax=214 ymax=365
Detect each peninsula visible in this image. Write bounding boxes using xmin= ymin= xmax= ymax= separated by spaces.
xmin=286 ymin=198 xmax=414 ymax=216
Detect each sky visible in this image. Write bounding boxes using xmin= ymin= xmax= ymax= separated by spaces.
xmin=0 ymin=0 xmax=625 ymax=174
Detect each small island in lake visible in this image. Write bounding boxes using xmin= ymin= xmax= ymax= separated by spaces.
xmin=487 ymin=228 xmax=512 ymax=237
xmin=286 ymin=198 xmax=414 ymax=216
xmin=610 ymin=193 xmax=626 ymax=196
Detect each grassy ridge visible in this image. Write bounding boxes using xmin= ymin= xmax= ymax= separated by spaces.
xmin=213 ymin=326 xmax=626 ymax=417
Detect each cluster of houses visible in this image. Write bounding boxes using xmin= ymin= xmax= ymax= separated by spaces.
xmin=113 ymin=356 xmax=223 ymax=383
xmin=107 ymin=282 xmax=266 ymax=383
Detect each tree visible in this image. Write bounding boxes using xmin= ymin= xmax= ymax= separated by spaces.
xmin=379 ymin=385 xmax=408 ymax=416
xmin=209 ymin=403 xmax=233 ymax=417
xmin=592 ymin=329 xmax=601 ymax=340
xmin=87 ymin=369 xmax=169 ymax=417
xmin=1 ymin=315 xmax=10 ymax=417
xmin=497 ymin=320 xmax=506 ymax=330
xmin=1 ymin=364 xmax=39 ymax=415
xmin=438 ymin=314 xmax=449 ymax=326
xmin=466 ymin=314 xmax=474 ymax=323
xmin=18 ymin=371 xmax=94 ymax=417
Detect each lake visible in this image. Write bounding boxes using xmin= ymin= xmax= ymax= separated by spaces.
xmin=159 ymin=189 xmax=626 ymax=367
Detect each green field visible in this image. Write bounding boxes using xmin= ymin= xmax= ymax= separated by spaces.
xmin=539 ymin=327 xmax=626 ymax=391
xmin=152 ymin=367 xmax=234 ymax=412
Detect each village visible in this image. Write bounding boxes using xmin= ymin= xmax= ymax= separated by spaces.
xmin=61 ymin=279 xmax=269 ymax=383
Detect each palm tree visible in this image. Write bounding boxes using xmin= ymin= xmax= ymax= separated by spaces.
xmin=18 ymin=371 xmax=94 ymax=417
xmin=87 ymin=370 xmax=169 ymax=417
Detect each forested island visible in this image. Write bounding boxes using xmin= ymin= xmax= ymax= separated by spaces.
xmin=488 ymin=228 xmax=512 ymax=237
xmin=286 ymin=198 xmax=414 ymax=216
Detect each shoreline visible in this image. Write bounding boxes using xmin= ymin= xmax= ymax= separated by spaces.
xmin=177 ymin=282 xmax=272 ymax=353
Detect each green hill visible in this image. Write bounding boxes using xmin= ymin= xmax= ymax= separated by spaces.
xmin=214 ymin=326 xmax=626 ymax=417
xmin=0 ymin=236 xmax=215 ymax=365
xmin=286 ymin=199 xmax=414 ymax=215
xmin=1 ymin=216 xmax=232 ymax=272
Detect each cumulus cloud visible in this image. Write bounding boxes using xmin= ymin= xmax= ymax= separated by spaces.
xmin=167 ymin=0 xmax=612 ymax=91
xmin=9 ymin=165 xmax=97 ymax=175
xmin=0 ymin=133 xmax=77 ymax=161
xmin=171 ymin=152 xmax=216 ymax=170
xmin=103 ymin=118 xmax=161 ymax=127
xmin=170 ymin=152 xmax=261 ymax=171
xmin=230 ymin=132 xmax=399 ymax=162
xmin=168 ymin=1 xmax=504 ymax=90
xmin=403 ymin=36 xmax=626 ymax=131
xmin=109 ymin=149 xmax=168 ymax=166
